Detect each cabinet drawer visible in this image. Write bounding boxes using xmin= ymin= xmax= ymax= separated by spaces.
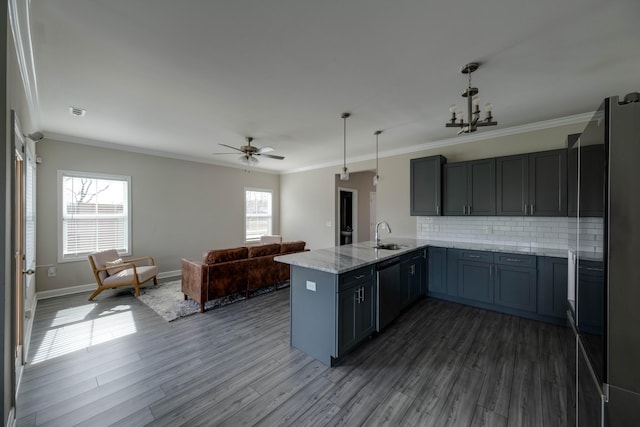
xmin=339 ymin=265 xmax=374 ymax=291
xmin=459 ymin=250 xmax=493 ymax=263
xmin=494 ymin=252 xmax=536 ymax=268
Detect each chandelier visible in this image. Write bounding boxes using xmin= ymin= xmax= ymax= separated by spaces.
xmin=446 ymin=62 xmax=497 ymax=134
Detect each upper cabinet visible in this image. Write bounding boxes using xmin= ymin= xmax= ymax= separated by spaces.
xmin=568 ymin=133 xmax=605 ymax=217
xmin=496 ymin=149 xmax=567 ymax=217
xmin=443 ymin=158 xmax=496 ymax=216
xmin=410 ymin=155 xmax=445 ymax=216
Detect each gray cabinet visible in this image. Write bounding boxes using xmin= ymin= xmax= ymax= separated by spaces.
xmin=537 ymin=256 xmax=568 ymax=319
xmin=427 ymin=247 xmax=447 ymax=294
xmin=338 ymin=277 xmax=375 ymax=354
xmin=493 ymin=253 xmax=537 ymax=312
xmin=443 ymin=158 xmax=495 ymax=216
xmin=496 ymin=149 xmax=567 ymax=216
xmin=337 ymin=265 xmax=376 ymax=355
xmin=446 ymin=248 xmax=460 ymax=296
xmin=457 ymin=250 xmax=494 ymax=303
xmin=410 ymin=155 xmax=445 ymax=216
xmin=400 ymin=249 xmax=426 ymax=309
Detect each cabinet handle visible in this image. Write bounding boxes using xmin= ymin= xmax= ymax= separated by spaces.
xmin=462 ymin=206 xmax=466 ymax=215
xmin=361 ymin=286 xmax=365 ymax=303
xmin=585 ymin=267 xmax=604 ymax=272
xmin=524 ymin=204 xmax=528 ymax=215
xmin=355 ymin=288 xmax=362 ymax=303
xmin=354 ymin=274 xmax=365 ymax=280
xmin=490 ymin=265 xmax=493 ymax=276
xmin=530 ymin=204 xmax=534 ymax=215
xmin=436 ymin=205 xmax=439 ymax=215
xmin=506 ymin=258 xmax=522 ymax=262
xmin=468 ymin=205 xmax=472 ymax=215
xmin=468 ymin=255 xmax=481 ymax=259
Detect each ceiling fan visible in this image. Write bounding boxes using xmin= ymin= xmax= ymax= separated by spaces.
xmin=213 ymin=137 xmax=285 ymax=164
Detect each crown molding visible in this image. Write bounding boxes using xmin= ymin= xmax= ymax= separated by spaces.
xmin=9 ymin=0 xmax=41 ymax=129
xmin=43 ymin=132 xmax=281 ymax=175
xmin=281 ymin=111 xmax=593 ymax=175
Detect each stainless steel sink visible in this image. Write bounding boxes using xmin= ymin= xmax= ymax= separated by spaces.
xmin=373 ymin=243 xmax=406 ymax=250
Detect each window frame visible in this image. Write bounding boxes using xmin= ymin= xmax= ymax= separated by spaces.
xmin=244 ymin=187 xmax=273 ymax=243
xmin=57 ymin=170 xmax=132 ymax=263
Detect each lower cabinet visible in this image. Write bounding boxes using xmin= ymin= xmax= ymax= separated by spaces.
xmin=494 ymin=264 xmax=537 ymax=312
xmin=400 ymin=249 xmax=426 ymax=309
xmin=427 ymin=247 xmax=447 ymax=294
xmin=537 ymin=256 xmax=569 ymax=318
xmin=458 ymin=259 xmax=494 ymax=303
xmin=337 ymin=275 xmax=376 ymax=355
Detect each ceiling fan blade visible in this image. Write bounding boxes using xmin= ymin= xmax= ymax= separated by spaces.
xmin=256 ymin=146 xmax=274 ymax=154
xmin=219 ymin=143 xmax=243 ymax=152
xmin=257 ymin=153 xmax=285 ymax=160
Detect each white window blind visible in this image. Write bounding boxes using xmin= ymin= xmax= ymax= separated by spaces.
xmin=245 ymin=189 xmax=272 ymax=242
xmin=60 ymin=171 xmax=131 ymax=261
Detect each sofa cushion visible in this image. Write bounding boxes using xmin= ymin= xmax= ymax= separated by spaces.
xmin=203 ymin=247 xmax=248 ymax=264
xmin=280 ymin=241 xmax=306 ymax=253
xmin=248 ymin=243 xmax=281 ymax=258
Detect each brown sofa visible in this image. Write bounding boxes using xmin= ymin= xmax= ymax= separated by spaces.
xmin=181 ymin=241 xmax=306 ymax=313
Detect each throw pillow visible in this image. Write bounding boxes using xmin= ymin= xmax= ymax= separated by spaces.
xmin=105 ymin=258 xmax=126 ymax=275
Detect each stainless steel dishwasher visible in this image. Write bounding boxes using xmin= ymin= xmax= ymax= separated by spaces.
xmin=376 ymin=257 xmax=400 ymax=332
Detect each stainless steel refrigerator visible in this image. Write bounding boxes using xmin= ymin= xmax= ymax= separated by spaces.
xmin=567 ymin=94 xmax=640 ymax=426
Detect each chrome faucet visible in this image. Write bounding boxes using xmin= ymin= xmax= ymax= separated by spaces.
xmin=375 ymin=220 xmax=391 ymax=246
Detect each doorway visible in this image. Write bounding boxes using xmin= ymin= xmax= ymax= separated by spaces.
xmin=338 ymin=188 xmax=358 ymax=245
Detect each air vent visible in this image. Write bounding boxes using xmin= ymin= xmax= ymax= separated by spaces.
xmin=69 ymin=106 xmax=86 ymax=117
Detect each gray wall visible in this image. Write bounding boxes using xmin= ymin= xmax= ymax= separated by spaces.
xmin=281 ymin=122 xmax=588 ymax=250
xmin=35 ymin=140 xmax=280 ymax=292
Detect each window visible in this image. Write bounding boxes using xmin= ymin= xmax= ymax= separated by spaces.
xmin=59 ymin=171 xmax=131 ymax=262
xmin=245 ymin=188 xmax=272 ymax=242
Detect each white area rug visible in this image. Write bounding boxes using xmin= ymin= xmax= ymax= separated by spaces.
xmin=135 ymin=280 xmax=283 ymax=322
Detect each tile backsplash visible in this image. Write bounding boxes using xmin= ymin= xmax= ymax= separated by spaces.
xmin=417 ymin=216 xmax=604 ymax=252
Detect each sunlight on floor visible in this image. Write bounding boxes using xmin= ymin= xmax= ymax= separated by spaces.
xmin=31 ymin=304 xmax=137 ymax=364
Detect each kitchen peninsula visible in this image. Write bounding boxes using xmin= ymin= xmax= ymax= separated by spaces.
xmin=276 ymin=238 xmax=568 ymax=366
xmin=275 ymin=238 xmax=429 ymax=366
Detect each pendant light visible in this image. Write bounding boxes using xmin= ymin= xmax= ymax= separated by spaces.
xmin=340 ymin=112 xmax=351 ymax=180
xmin=373 ymin=130 xmax=382 ymax=186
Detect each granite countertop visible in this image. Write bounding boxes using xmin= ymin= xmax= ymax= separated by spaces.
xmin=275 ymin=237 xmax=569 ymax=274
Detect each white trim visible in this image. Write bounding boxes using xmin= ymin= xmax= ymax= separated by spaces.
xmin=282 ymin=112 xmax=594 ymax=175
xmin=9 ymin=0 xmax=40 ymax=128
xmin=6 ymin=407 xmax=15 ymax=427
xmin=57 ymin=170 xmax=132 ymax=263
xmin=44 ymin=132 xmax=281 ymax=175
xmin=36 ymin=270 xmax=180 ymax=300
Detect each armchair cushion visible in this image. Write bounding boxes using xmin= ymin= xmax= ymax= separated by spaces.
xmin=103 ymin=265 xmax=158 ymax=286
xmin=105 ymin=258 xmax=126 ymax=275
xmin=89 ymin=249 xmax=120 ymax=282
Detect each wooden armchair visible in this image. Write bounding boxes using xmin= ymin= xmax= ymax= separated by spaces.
xmin=87 ymin=249 xmax=158 ymax=300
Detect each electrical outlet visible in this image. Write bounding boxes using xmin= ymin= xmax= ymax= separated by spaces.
xmin=306 ymin=281 xmax=316 ymax=291
xmin=47 ymin=266 xmax=56 ymax=277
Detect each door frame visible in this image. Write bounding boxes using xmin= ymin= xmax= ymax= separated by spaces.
xmin=337 ymin=187 xmax=358 ymax=245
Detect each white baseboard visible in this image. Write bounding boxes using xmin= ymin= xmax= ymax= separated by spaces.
xmin=6 ymin=407 xmax=15 ymax=427
xmin=36 ymin=270 xmax=181 ymax=300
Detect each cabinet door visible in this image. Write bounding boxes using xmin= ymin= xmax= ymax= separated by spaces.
xmin=529 ymin=149 xmax=567 ymax=216
xmin=496 ymin=154 xmax=528 ymax=216
xmin=443 ymin=162 xmax=468 ymax=216
xmin=468 ymin=158 xmax=496 ymax=215
xmin=578 ymin=144 xmax=605 ymax=217
xmin=410 ymin=155 xmax=445 ymax=216
xmin=446 ymin=248 xmax=459 ymax=296
xmin=458 ymin=260 xmax=493 ymax=303
xmin=357 ymin=280 xmax=376 ymax=340
xmin=428 ymin=247 xmax=447 ymax=294
xmin=537 ymin=256 xmax=568 ymax=319
xmin=494 ymin=264 xmax=537 ymax=312
xmin=337 ymin=286 xmax=359 ymax=354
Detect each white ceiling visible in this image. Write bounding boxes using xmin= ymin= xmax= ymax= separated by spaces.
xmin=29 ymin=0 xmax=640 ymax=173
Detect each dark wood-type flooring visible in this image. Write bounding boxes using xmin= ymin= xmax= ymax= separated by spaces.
xmin=16 ymin=285 xmax=570 ymax=426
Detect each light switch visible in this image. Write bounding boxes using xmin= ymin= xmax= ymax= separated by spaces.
xmin=306 ymin=280 xmax=316 ymax=292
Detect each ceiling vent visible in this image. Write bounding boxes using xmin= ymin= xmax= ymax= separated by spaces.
xmin=69 ymin=106 xmax=86 ymax=117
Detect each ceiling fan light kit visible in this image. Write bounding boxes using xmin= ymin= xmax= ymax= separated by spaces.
xmin=213 ymin=136 xmax=284 ymax=165
xmin=340 ymin=112 xmax=351 ymax=181
xmin=446 ymin=62 xmax=497 ymax=134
